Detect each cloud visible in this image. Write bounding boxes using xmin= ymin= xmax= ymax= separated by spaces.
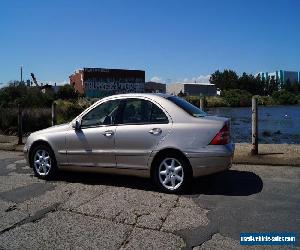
xmin=0 ymin=82 xmax=7 ymax=88
xmin=150 ymin=76 xmax=164 ymax=83
xmin=190 ymin=75 xmax=211 ymax=83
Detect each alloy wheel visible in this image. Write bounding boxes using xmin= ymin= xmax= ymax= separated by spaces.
xmin=34 ymin=149 xmax=52 ymax=176
xmin=158 ymin=158 xmax=184 ymax=191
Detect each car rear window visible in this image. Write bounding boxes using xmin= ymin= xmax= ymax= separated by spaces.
xmin=167 ymin=96 xmax=206 ymax=117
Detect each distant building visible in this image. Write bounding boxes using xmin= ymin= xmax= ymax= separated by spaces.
xmin=145 ymin=81 xmax=166 ymax=93
xmin=41 ymin=83 xmax=60 ymax=94
xmin=69 ymin=68 xmax=145 ymax=98
xmin=257 ymin=70 xmax=300 ymax=83
xmin=167 ymin=82 xmax=217 ymax=96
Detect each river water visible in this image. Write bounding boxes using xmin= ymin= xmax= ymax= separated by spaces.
xmin=207 ymin=105 xmax=300 ymax=144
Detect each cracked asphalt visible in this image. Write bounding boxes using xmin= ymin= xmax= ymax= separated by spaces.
xmin=0 ymin=150 xmax=299 ymax=249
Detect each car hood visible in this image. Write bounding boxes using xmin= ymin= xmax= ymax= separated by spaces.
xmin=30 ymin=123 xmax=70 ymax=136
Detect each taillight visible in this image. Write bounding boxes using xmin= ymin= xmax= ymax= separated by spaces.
xmin=209 ymin=123 xmax=230 ymax=145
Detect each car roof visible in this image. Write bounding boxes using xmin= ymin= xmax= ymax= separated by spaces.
xmin=103 ymin=93 xmax=173 ymax=99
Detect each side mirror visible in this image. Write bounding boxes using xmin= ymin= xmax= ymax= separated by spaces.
xmin=73 ymin=120 xmax=82 ymax=130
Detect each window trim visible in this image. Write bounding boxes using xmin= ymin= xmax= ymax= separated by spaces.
xmin=75 ymin=97 xmax=171 ymax=129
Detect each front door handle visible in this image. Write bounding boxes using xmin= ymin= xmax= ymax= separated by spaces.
xmin=149 ymin=128 xmax=162 ymax=135
xmin=103 ymin=130 xmax=114 ymax=137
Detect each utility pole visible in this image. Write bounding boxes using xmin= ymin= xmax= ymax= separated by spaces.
xmin=18 ymin=104 xmax=23 ymax=145
xmin=20 ymin=65 xmax=23 ymax=84
xmin=200 ymin=96 xmax=205 ymax=111
xmin=52 ymin=102 xmax=57 ymax=126
xmin=251 ymin=96 xmax=258 ymax=155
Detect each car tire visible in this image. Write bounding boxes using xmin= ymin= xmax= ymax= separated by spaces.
xmin=30 ymin=144 xmax=58 ymax=180
xmin=154 ymin=153 xmax=192 ymax=194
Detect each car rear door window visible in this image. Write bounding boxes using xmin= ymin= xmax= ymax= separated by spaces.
xmin=150 ymin=104 xmax=168 ymax=123
xmin=122 ymin=99 xmax=168 ymax=124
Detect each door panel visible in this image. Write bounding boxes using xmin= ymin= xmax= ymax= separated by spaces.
xmin=65 ymin=98 xmax=121 ymax=168
xmin=114 ymin=98 xmax=172 ymax=169
xmin=115 ymin=124 xmax=171 ymax=169
xmin=66 ymin=126 xmax=117 ymax=167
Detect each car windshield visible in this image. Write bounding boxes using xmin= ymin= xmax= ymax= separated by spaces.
xmin=167 ymin=96 xmax=206 ymax=117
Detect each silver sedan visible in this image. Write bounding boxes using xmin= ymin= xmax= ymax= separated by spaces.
xmin=24 ymin=93 xmax=234 ymax=193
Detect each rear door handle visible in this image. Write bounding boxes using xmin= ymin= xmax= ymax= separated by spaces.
xmin=103 ymin=130 xmax=114 ymax=137
xmin=149 ymin=128 xmax=162 ymax=135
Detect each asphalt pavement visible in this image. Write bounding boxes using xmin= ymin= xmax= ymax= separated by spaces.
xmin=0 ymin=150 xmax=299 ymax=249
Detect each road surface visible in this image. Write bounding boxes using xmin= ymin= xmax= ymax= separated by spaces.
xmin=0 ymin=150 xmax=299 ymax=249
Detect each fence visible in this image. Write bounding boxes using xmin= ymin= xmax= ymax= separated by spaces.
xmin=0 ymin=101 xmax=86 ymax=139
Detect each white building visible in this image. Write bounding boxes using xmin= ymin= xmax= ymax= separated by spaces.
xmin=167 ymin=82 xmax=217 ymax=96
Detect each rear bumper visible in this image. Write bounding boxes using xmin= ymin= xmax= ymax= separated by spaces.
xmin=189 ymin=155 xmax=233 ymax=177
xmin=186 ymin=143 xmax=234 ymax=177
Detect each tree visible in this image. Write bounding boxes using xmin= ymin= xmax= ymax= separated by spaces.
xmin=209 ymin=70 xmax=239 ymax=90
xmin=272 ymin=90 xmax=297 ymax=105
xmin=0 ymin=84 xmax=54 ymax=108
xmin=56 ymin=84 xmax=79 ymax=100
xmin=221 ymin=89 xmax=252 ymax=107
xmin=177 ymin=90 xmax=186 ymax=97
xmin=267 ymin=76 xmax=279 ymax=95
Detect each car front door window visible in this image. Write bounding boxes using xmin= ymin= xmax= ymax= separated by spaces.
xmin=81 ymin=100 xmax=120 ymax=127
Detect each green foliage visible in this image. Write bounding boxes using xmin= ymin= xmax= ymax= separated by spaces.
xmin=297 ymin=94 xmax=300 ymax=104
xmin=0 ymin=85 xmax=54 ymax=108
xmin=55 ymin=99 xmax=92 ymax=124
xmin=206 ymin=96 xmax=229 ymax=107
xmin=56 ymin=84 xmax=79 ymax=100
xmin=209 ymin=70 xmax=280 ymax=96
xmin=183 ymin=95 xmax=228 ymax=108
xmin=238 ymin=73 xmax=265 ymax=95
xmin=210 ymin=70 xmax=239 ymax=90
xmin=221 ymin=89 xmax=252 ymax=107
xmin=0 ymin=108 xmax=51 ymax=134
xmin=272 ymin=90 xmax=298 ymax=105
xmin=0 ymin=99 xmax=93 ymax=135
xmin=257 ymin=96 xmax=275 ymax=106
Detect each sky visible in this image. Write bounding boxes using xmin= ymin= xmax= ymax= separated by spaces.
xmin=0 ymin=0 xmax=300 ymax=86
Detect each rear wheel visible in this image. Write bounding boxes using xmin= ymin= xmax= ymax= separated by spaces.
xmin=154 ymin=153 xmax=192 ymax=193
xmin=30 ymin=145 xmax=57 ymax=180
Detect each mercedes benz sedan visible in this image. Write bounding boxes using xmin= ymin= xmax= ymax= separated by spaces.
xmin=24 ymin=93 xmax=234 ymax=193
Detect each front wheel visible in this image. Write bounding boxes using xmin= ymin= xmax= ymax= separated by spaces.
xmin=30 ymin=145 xmax=57 ymax=180
xmin=154 ymin=154 xmax=192 ymax=193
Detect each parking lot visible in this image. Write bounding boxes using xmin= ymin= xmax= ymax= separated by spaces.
xmin=0 ymin=150 xmax=299 ymax=249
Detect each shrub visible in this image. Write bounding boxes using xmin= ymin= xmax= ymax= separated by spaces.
xmin=0 ymin=108 xmax=51 ymax=135
xmin=221 ymin=89 xmax=252 ymax=107
xmin=56 ymin=84 xmax=80 ymax=100
xmin=206 ymin=96 xmax=228 ymax=107
xmin=0 ymin=85 xmax=54 ymax=108
xmin=55 ymin=99 xmax=92 ymax=124
xmin=257 ymin=96 xmax=275 ymax=106
xmin=272 ymin=90 xmax=298 ymax=105
xmin=296 ymin=94 xmax=300 ymax=104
